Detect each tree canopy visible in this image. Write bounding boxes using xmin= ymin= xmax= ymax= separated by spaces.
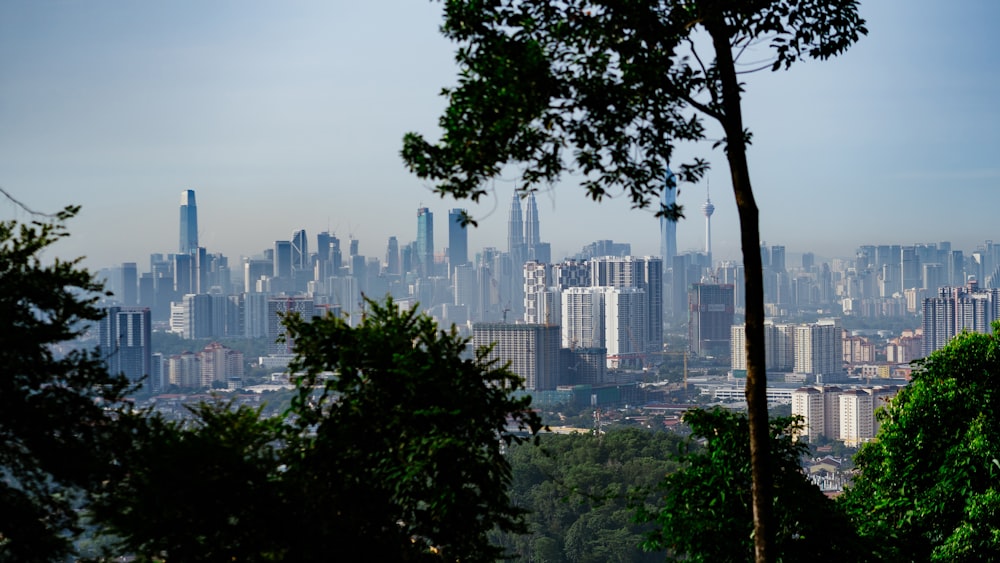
xmin=841 ymin=327 xmax=1000 ymax=562
xmin=0 ymin=207 xmax=131 ymax=561
xmin=497 ymin=427 xmax=684 ymax=561
xmin=637 ymin=408 xmax=867 ymax=562
xmin=93 ymin=298 xmax=544 ymax=561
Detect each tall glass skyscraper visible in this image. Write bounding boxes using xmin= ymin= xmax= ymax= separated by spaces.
xmin=659 ymin=168 xmax=678 ymax=272
xmin=524 ymin=194 xmax=540 ymax=250
xmin=179 ymin=189 xmax=198 ymax=254
xmin=416 ymin=207 xmax=434 ymax=276
xmin=507 ymin=193 xmax=525 ymax=261
xmin=448 ymin=208 xmax=469 ymax=272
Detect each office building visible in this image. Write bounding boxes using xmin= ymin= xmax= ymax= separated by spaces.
xmin=523 ymin=261 xmax=552 ymax=324
xmin=660 ymin=167 xmax=678 ymax=275
xmin=385 ymin=236 xmax=400 ymax=276
xmin=521 ymin=193 xmax=551 ymax=263
xmin=602 ymin=287 xmax=647 ymax=369
xmin=791 ymin=385 xmax=843 ymax=441
xmin=507 ymin=193 xmax=526 ymax=264
xmin=170 ymin=293 xmax=214 ymax=339
xmin=120 ymin=262 xmax=138 ymax=306
xmin=688 ymin=283 xmax=734 ymax=357
xmin=99 ymin=307 xmax=152 ymax=385
xmin=416 ymin=207 xmax=434 ymax=277
xmin=448 ymin=208 xmax=469 ymax=272
xmin=179 ymin=189 xmax=198 ymax=254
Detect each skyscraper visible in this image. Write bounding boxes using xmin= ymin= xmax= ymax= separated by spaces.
xmin=273 ymin=240 xmax=292 ymax=279
xmin=507 ymin=193 xmax=525 ymax=262
xmin=416 ymin=207 xmax=434 ymax=277
xmin=507 ymin=194 xmax=527 ymax=319
xmin=448 ymin=208 xmax=469 ymax=272
xmin=524 ymin=192 xmax=540 ymax=250
xmin=688 ymin=283 xmax=734 ymax=357
xmin=386 ymin=236 xmax=400 ymax=275
xmin=660 ymin=167 xmax=678 ymax=272
xmin=179 ymin=189 xmax=198 ymax=254
xmin=291 ymin=229 xmax=309 ymax=271
xmin=315 ymin=231 xmax=332 ymax=280
xmin=99 ymin=307 xmax=152 ymax=386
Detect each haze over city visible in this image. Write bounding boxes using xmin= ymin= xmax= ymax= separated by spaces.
xmin=2 ymin=1 xmax=999 ymax=268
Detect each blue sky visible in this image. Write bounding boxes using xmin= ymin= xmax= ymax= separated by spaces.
xmin=2 ymin=1 xmax=998 ymax=269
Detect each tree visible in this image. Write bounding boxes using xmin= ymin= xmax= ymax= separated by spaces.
xmin=401 ymin=3 xmax=865 ymax=560
xmin=280 ymin=298 xmax=544 ymax=561
xmin=93 ymin=298 xmax=544 ymax=561
xmin=636 ymin=408 xmax=868 ymax=562
xmin=88 ymin=403 xmax=286 ymax=561
xmin=0 ymin=206 xmax=131 ymax=561
xmin=840 ymin=328 xmax=1000 ymax=562
xmin=498 ymin=428 xmax=682 ymax=561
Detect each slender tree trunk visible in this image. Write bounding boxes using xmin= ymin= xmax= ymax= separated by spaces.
xmin=708 ymin=22 xmax=775 ymax=563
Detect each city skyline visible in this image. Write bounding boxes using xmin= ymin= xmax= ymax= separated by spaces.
xmin=2 ymin=1 xmax=999 ymax=268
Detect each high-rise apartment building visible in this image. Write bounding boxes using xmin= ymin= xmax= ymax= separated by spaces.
xmin=448 ymin=208 xmax=469 ymax=272
xmin=589 ymin=256 xmax=663 ymax=353
xmin=791 ymin=387 xmax=824 ymax=441
xmin=267 ymin=297 xmax=316 ymax=355
xmin=179 ymin=189 xmax=198 ymax=254
xmin=167 ymin=351 xmax=200 ymax=388
xmin=416 ymin=207 xmax=434 ymax=277
xmin=922 ymin=282 xmax=1000 ymax=356
xmin=839 ymin=389 xmax=875 ymax=447
xmin=473 ymin=323 xmax=560 ymax=390
xmin=602 ymin=286 xmax=647 ymax=369
xmin=198 ymin=342 xmax=244 ymax=388
xmin=793 ymin=318 xmax=843 ymax=378
xmin=291 ymin=229 xmax=309 ymax=272
xmin=561 ymin=287 xmax=604 ymax=350
xmin=523 ymin=261 xmax=551 ymax=324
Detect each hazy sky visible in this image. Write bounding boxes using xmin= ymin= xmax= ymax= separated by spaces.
xmin=2 ymin=1 xmax=998 ymax=270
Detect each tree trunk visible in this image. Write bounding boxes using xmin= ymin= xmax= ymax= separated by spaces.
xmin=708 ymin=22 xmax=775 ymax=563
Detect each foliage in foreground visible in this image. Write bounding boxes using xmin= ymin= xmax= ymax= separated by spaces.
xmin=92 ymin=298 xmax=544 ymax=562
xmin=0 ymin=207 xmax=131 ymax=561
xmin=495 ymin=428 xmax=683 ymax=562
xmin=841 ymin=328 xmax=1000 ymax=562
xmin=637 ymin=408 xmax=868 ymax=562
